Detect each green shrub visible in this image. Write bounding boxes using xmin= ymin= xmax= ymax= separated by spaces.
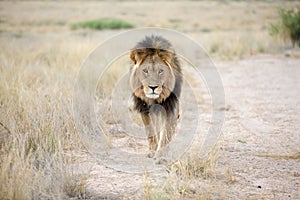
xmin=71 ymin=18 xmax=134 ymax=30
xmin=269 ymin=8 xmax=300 ymax=47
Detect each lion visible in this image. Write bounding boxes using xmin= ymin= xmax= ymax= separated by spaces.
xmin=129 ymin=35 xmax=182 ymax=158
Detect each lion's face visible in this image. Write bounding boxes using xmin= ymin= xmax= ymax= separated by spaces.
xmin=130 ymin=54 xmax=176 ymax=103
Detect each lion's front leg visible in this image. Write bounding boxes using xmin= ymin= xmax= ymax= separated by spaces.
xmin=157 ymin=103 xmax=179 ymax=151
xmin=157 ymin=116 xmax=177 ymax=151
xmin=141 ymin=113 xmax=157 ymax=156
xmin=147 ymin=135 xmax=157 ymax=152
xmin=153 ymin=117 xmax=177 ymax=164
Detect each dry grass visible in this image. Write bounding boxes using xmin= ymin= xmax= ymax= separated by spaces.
xmin=256 ymin=151 xmax=300 ymax=160
xmin=0 ymin=35 xmax=92 ymax=199
xmin=142 ymin=143 xmax=222 ymax=200
xmin=168 ymin=142 xmax=220 ymax=180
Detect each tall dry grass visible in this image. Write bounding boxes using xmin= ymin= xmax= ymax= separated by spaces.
xmin=0 ymin=35 xmax=92 ymax=199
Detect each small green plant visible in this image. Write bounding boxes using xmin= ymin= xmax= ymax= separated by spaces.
xmin=237 ymin=139 xmax=246 ymax=144
xmin=71 ymin=18 xmax=134 ymax=30
xmin=269 ymin=8 xmax=300 ymax=47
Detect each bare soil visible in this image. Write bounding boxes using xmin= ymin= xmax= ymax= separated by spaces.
xmin=216 ymin=55 xmax=300 ymax=199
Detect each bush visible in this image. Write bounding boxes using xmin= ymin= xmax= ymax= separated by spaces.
xmin=269 ymin=8 xmax=300 ymax=47
xmin=71 ymin=18 xmax=134 ymax=30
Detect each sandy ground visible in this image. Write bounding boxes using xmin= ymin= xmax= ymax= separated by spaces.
xmin=71 ymin=54 xmax=300 ymax=199
xmin=216 ymin=55 xmax=300 ymax=199
xmin=1 ymin=1 xmax=300 ymax=199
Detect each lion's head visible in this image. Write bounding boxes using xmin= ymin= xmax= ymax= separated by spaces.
xmin=129 ymin=36 xmax=182 ymax=105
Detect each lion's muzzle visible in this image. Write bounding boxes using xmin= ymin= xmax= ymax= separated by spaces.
xmin=145 ymin=84 xmax=161 ymax=99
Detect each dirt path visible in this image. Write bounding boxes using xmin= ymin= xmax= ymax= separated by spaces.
xmin=217 ymin=54 xmax=300 ymax=199
xmin=73 ymin=54 xmax=299 ymax=199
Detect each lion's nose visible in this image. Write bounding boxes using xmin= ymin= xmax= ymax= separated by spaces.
xmin=149 ymin=85 xmax=158 ymax=92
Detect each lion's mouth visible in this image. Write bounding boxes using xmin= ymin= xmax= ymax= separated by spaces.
xmin=146 ymin=93 xmax=160 ymax=99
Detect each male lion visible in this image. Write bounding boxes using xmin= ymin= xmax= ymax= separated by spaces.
xmin=129 ymin=36 xmax=182 ymax=158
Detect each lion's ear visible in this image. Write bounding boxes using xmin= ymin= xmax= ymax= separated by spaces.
xmin=130 ymin=49 xmax=147 ymax=65
xmin=130 ymin=50 xmax=137 ymax=64
xmin=130 ymin=50 xmax=143 ymax=65
xmin=159 ymin=49 xmax=175 ymax=65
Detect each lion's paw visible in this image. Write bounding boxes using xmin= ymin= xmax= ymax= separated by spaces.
xmin=155 ymin=156 xmax=168 ymax=165
xmin=147 ymin=151 xmax=155 ymax=158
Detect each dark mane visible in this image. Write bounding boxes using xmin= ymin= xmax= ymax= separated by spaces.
xmin=133 ymin=35 xmax=173 ymax=53
xmin=133 ymin=92 xmax=178 ymax=115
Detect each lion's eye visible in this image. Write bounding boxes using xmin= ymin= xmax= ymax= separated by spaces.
xmin=158 ymin=69 xmax=164 ymax=74
xmin=143 ymin=69 xmax=148 ymax=74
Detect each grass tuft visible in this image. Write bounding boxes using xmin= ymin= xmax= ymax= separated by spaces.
xmin=144 ymin=143 xmax=221 ymax=199
xmin=71 ymin=18 xmax=134 ymax=30
xmin=269 ymin=8 xmax=300 ymax=47
xmin=168 ymin=143 xmax=220 ymax=179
